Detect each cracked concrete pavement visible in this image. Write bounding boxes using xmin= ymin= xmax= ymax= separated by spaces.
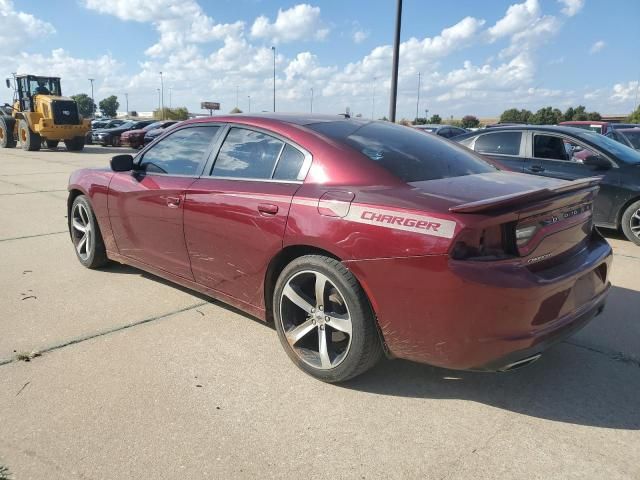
xmin=0 ymin=146 xmax=638 ymax=479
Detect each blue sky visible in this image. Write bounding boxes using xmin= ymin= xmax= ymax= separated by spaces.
xmin=2 ymin=0 xmax=639 ymax=118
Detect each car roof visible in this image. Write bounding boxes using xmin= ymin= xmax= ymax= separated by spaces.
xmin=455 ymin=124 xmax=593 ymax=137
xmin=559 ymin=120 xmax=608 ymax=125
xmin=188 ymin=113 xmax=359 ymax=126
xmin=617 ymin=128 xmax=640 ymax=133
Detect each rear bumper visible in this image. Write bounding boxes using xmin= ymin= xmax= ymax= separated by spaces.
xmin=345 ymin=232 xmax=613 ymax=370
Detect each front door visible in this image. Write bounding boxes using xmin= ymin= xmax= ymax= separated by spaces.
xmin=108 ymin=125 xmax=221 ymax=278
xmin=184 ymin=126 xmax=309 ymax=308
xmin=524 ymin=132 xmax=619 ymax=224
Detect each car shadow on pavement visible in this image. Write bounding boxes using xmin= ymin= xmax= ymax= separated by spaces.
xmin=344 ymin=285 xmax=640 ymax=431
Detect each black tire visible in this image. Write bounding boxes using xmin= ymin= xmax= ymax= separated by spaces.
xmin=18 ymin=119 xmax=40 ymax=151
xmin=65 ymin=136 xmax=85 ymax=151
xmin=0 ymin=117 xmax=16 ymax=148
xmin=44 ymin=139 xmax=59 ymax=149
xmin=273 ymin=255 xmax=383 ymax=383
xmin=69 ymin=195 xmax=109 ymax=268
xmin=112 ymin=135 xmax=121 ymax=147
xmin=621 ymin=200 xmax=640 ymax=246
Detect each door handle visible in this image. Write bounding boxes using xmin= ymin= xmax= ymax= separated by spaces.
xmin=166 ymin=196 xmax=181 ymax=208
xmin=257 ymin=203 xmax=279 ymax=215
xmin=529 ymin=165 xmax=545 ymax=173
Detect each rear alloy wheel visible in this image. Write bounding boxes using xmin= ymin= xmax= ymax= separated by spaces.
xmin=621 ymin=200 xmax=640 ymax=246
xmin=274 ymin=255 xmax=383 ymax=383
xmin=112 ymin=135 xmax=121 ymax=147
xmin=70 ymin=195 xmax=108 ymax=268
xmin=0 ymin=117 xmax=16 ymax=148
xmin=18 ymin=119 xmax=40 ymax=151
xmin=65 ymin=136 xmax=85 ymax=152
xmin=44 ymin=139 xmax=59 ymax=150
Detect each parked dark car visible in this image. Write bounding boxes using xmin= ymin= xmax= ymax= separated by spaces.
xmin=412 ymin=124 xmax=467 ymax=138
xmin=86 ymin=119 xmax=126 ymax=145
xmin=606 ymin=128 xmax=640 ymax=150
xmin=143 ymin=120 xmax=182 ymax=145
xmin=92 ymin=120 xmax=155 ymax=147
xmin=121 ymin=120 xmax=179 ymax=148
xmin=67 ymin=114 xmax=611 ymax=382
xmin=455 ymin=125 xmax=640 ymax=244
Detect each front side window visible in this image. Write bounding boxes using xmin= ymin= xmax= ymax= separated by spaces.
xmin=474 ymin=132 xmax=522 ymax=156
xmin=139 ymin=126 xmax=218 ymax=175
xmin=212 ymin=128 xmax=284 ymax=179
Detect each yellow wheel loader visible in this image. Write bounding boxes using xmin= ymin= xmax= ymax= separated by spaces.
xmin=1 ymin=75 xmax=91 ymax=151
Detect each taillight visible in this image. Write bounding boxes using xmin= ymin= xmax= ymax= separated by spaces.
xmin=450 ymin=224 xmax=517 ymax=261
xmin=515 ymin=224 xmax=538 ymax=247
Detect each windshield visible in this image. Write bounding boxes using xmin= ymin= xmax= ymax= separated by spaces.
xmin=118 ymin=121 xmax=135 ymax=129
xmin=575 ymin=130 xmax=640 ymax=164
xmin=622 ymin=131 xmax=640 ymax=150
xmin=308 ymin=120 xmax=495 ymax=182
xmin=27 ymin=76 xmax=61 ymax=96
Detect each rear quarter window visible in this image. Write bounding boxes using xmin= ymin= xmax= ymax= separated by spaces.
xmin=308 ymin=121 xmax=494 ymax=182
xmin=474 ymin=132 xmax=522 ymax=156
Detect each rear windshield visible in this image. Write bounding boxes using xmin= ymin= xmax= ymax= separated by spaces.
xmin=308 ymin=121 xmax=495 ymax=182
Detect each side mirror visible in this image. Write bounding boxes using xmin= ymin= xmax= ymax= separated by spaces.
xmin=110 ymin=154 xmax=134 ymax=172
xmin=583 ymin=154 xmax=611 ymax=170
xmin=5 ymin=79 xmax=10 ymax=88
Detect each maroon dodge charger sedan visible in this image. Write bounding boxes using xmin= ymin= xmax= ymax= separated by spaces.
xmin=67 ymin=114 xmax=612 ymax=382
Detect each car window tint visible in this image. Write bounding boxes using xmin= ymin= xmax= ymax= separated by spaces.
xmin=139 ymin=126 xmax=218 ymax=175
xmin=533 ymin=135 xmax=570 ymax=161
xmin=308 ymin=120 xmax=495 ymax=183
xmin=623 ymin=131 xmax=640 ymax=149
xmin=474 ymin=132 xmax=522 ymax=156
xmin=273 ymin=144 xmax=305 ymax=180
xmin=561 ymin=139 xmax=598 ymax=164
xmin=212 ymin=128 xmax=284 ymax=179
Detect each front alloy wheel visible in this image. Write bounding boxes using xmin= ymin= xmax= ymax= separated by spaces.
xmin=69 ymin=195 xmax=109 ymax=268
xmin=621 ymin=200 xmax=640 ymax=246
xmin=274 ymin=255 xmax=383 ymax=383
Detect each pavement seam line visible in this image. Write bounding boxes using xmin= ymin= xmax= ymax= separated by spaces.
xmin=0 ymin=189 xmax=67 ymax=196
xmin=0 ymin=231 xmax=67 ymax=242
xmin=0 ymin=301 xmax=209 ymax=367
xmin=563 ymin=339 xmax=640 ymax=368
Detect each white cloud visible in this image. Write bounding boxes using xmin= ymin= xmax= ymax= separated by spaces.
xmin=251 ymin=4 xmax=328 ymax=44
xmin=589 ymin=40 xmax=605 ymax=54
xmin=0 ymin=0 xmax=55 ymax=51
xmin=487 ymin=0 xmax=540 ymax=41
xmin=353 ymin=30 xmax=369 ymax=44
xmin=558 ymin=0 xmax=584 ymax=17
xmin=610 ymin=81 xmax=639 ymax=103
xmin=83 ymin=0 xmax=243 ymax=57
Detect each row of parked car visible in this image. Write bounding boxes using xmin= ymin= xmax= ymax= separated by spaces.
xmin=88 ymin=118 xmax=181 ymax=148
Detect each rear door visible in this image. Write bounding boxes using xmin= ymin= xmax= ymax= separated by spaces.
xmin=523 ymin=131 xmax=620 ymax=224
xmin=108 ymin=125 xmax=221 ymax=278
xmin=184 ymin=126 xmax=311 ymax=308
xmin=469 ymin=130 xmax=525 ymax=172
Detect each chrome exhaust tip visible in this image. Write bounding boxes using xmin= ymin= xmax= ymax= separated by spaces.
xmin=499 ymin=353 xmax=542 ymax=372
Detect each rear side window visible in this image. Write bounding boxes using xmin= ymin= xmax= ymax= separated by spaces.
xmin=139 ymin=126 xmax=218 ymax=175
xmin=273 ymin=144 xmax=306 ymax=180
xmin=212 ymin=128 xmax=284 ymax=179
xmin=474 ymin=132 xmax=522 ymax=156
xmin=308 ymin=121 xmax=494 ymax=182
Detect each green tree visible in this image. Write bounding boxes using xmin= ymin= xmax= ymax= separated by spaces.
xmin=531 ymin=106 xmax=563 ymax=125
xmin=229 ymin=107 xmax=243 ymax=114
xmin=499 ymin=108 xmax=532 ymax=123
xmin=71 ymin=93 xmax=96 ymax=118
xmin=572 ymin=105 xmax=588 ymax=120
xmin=563 ymin=107 xmax=575 ymax=122
xmin=429 ymin=114 xmax=442 ymax=124
xmin=587 ymin=111 xmax=602 ymax=121
xmin=153 ymin=107 xmax=189 ymax=120
xmin=460 ymin=115 xmax=480 ymax=129
xmin=413 ymin=117 xmax=427 ymax=125
xmin=628 ymin=105 xmax=640 ymax=123
xmin=98 ymin=95 xmax=119 ymax=117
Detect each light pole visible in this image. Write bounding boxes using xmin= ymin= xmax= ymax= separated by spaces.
xmin=415 ymin=72 xmax=421 ymax=123
xmin=425 ymin=109 xmax=429 ymax=122
xmin=88 ymin=78 xmax=95 ymax=117
xmin=248 ymin=95 xmax=251 ymax=113
xmin=124 ymin=93 xmax=129 ymax=114
xmin=157 ymin=88 xmax=161 ymax=116
xmin=310 ymin=87 xmax=314 ymax=113
xmin=159 ymin=71 xmax=164 ymax=119
xmin=271 ymin=46 xmax=276 ymax=112
xmin=169 ymin=87 xmax=172 ymax=109
xmin=388 ymin=0 xmax=402 ymax=123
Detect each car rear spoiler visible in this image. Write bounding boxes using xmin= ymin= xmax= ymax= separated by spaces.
xmin=449 ymin=176 xmax=602 ymax=214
